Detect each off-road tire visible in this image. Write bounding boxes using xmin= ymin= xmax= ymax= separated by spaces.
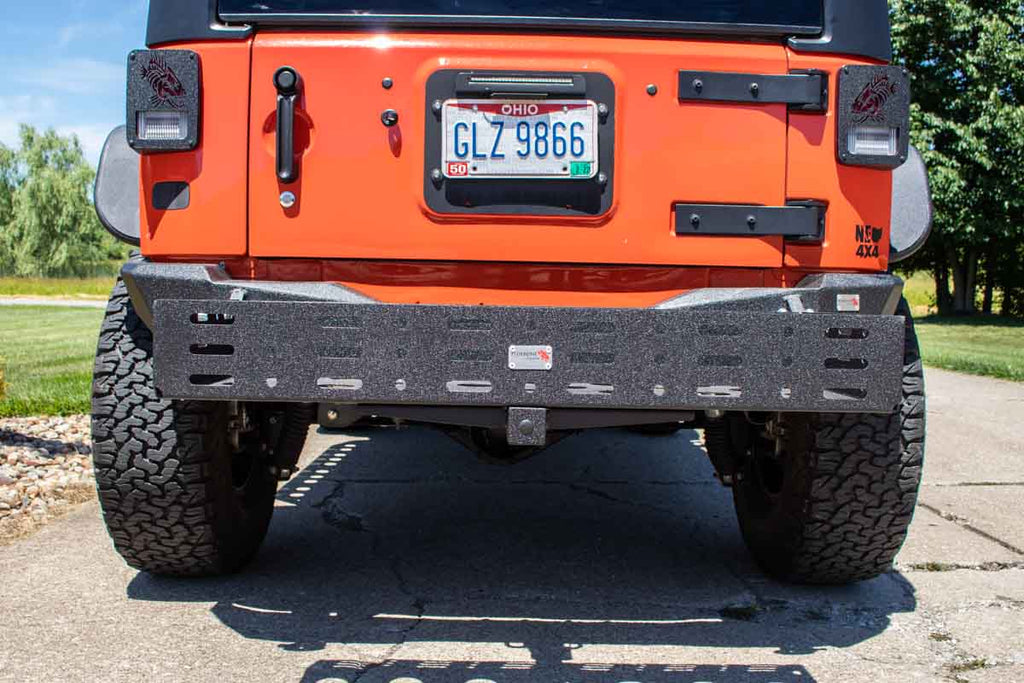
xmin=707 ymin=299 xmax=925 ymax=584
xmin=91 ymin=277 xmax=306 ymax=576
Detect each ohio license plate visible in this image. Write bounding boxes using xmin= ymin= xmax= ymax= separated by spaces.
xmin=441 ymin=99 xmax=599 ymax=179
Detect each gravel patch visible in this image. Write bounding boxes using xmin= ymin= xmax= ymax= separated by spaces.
xmin=0 ymin=415 xmax=96 ymax=544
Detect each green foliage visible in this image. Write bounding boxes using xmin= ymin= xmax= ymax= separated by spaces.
xmin=0 ymin=125 xmax=127 ymax=278
xmin=892 ymin=0 xmax=1024 ymax=315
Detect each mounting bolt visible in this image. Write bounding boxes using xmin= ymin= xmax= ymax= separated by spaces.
xmin=381 ymin=109 xmax=399 ymax=127
xmin=690 ymin=213 xmax=701 ymax=229
xmin=749 ymin=82 xmax=760 ymax=97
xmin=747 ymin=215 xmax=757 ymax=230
xmin=326 ymin=409 xmax=339 ymax=421
xmin=596 ymin=172 xmax=608 ymax=186
xmin=430 ymin=168 xmax=443 ymax=185
xmin=693 ymin=78 xmax=703 ymax=94
xmin=279 ymin=191 xmax=296 ymax=209
xmin=382 ymin=77 xmax=393 ymax=89
xmin=646 ymin=83 xmax=658 ymax=96
xmin=518 ymin=419 xmax=535 ymax=436
xmin=597 ymin=102 xmax=609 ymax=117
xmin=432 ymin=99 xmax=443 ymax=114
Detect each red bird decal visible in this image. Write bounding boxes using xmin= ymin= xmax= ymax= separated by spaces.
xmin=141 ymin=55 xmax=186 ymax=108
xmin=851 ymin=74 xmax=898 ymax=124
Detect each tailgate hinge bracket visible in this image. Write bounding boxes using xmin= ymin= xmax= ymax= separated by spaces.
xmin=675 ymin=202 xmax=826 ymax=239
xmin=678 ymin=69 xmax=828 ymax=112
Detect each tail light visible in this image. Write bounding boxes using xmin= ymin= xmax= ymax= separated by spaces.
xmin=126 ymin=50 xmax=200 ymax=152
xmin=837 ymin=66 xmax=910 ymax=169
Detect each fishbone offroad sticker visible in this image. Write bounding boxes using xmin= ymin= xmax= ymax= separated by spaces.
xmin=852 ymin=74 xmax=899 ymax=124
xmin=140 ymin=54 xmax=187 ymax=109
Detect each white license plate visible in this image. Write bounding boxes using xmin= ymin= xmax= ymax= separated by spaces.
xmin=441 ymin=99 xmax=599 ymax=179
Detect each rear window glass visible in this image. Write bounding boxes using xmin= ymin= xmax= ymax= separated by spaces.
xmin=219 ymin=0 xmax=823 ymax=29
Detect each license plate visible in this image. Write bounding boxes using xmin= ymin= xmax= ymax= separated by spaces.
xmin=441 ymin=99 xmax=599 ymax=180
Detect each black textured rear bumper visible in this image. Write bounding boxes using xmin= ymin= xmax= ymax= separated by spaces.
xmin=124 ymin=262 xmax=906 ymax=414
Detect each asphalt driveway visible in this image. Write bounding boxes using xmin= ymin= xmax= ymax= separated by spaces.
xmin=0 ymin=368 xmax=1021 ymax=682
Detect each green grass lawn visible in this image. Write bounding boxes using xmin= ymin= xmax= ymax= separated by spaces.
xmin=900 ymin=271 xmax=1023 ymax=380
xmin=915 ymin=316 xmax=1023 ymax=382
xmin=0 ymin=276 xmax=115 ymax=299
xmin=0 ymin=306 xmax=104 ymax=417
xmin=901 ymin=270 xmax=937 ymax=317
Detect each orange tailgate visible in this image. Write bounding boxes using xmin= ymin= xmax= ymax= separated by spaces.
xmin=248 ymin=33 xmax=792 ymax=267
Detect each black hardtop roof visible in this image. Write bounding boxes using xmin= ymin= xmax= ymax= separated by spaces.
xmin=146 ymin=0 xmax=891 ymax=63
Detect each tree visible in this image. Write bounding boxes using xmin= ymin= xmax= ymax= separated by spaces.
xmin=892 ymin=0 xmax=1024 ymax=315
xmin=0 ymin=143 xmax=17 ymax=273
xmin=0 ymin=125 xmax=124 ymax=277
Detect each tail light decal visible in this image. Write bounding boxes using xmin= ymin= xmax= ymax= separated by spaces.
xmin=837 ymin=66 xmax=910 ymax=169
xmin=126 ymin=50 xmax=200 ymax=152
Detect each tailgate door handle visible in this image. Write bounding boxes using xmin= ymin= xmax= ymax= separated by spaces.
xmin=273 ymin=67 xmax=301 ymax=184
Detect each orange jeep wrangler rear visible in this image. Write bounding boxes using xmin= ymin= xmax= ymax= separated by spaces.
xmin=92 ymin=0 xmax=932 ymax=582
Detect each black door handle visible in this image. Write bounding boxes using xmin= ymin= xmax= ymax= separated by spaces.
xmin=273 ymin=67 xmax=301 ymax=184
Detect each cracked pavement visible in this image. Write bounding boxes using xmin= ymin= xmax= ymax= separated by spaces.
xmin=0 ymin=367 xmax=1022 ymax=682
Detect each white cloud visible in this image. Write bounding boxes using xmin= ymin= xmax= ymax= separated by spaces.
xmin=57 ymin=20 xmax=124 ymax=48
xmin=0 ymin=96 xmax=112 ymax=168
xmin=17 ymin=58 xmax=124 ymax=96
xmin=59 ymin=124 xmax=112 ymax=168
xmin=0 ymin=95 xmax=59 ymax=147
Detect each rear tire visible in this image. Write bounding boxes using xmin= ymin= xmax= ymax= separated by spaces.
xmin=90 ymin=277 xmax=308 ymax=576
xmin=707 ymin=299 xmax=925 ymax=584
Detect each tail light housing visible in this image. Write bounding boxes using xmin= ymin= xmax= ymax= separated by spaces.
xmin=126 ymin=49 xmax=200 ymax=152
xmin=837 ymin=65 xmax=910 ymax=169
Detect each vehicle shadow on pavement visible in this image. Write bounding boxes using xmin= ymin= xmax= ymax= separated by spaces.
xmin=127 ymin=426 xmax=917 ymax=682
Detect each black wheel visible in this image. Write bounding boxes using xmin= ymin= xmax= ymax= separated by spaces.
xmin=90 ymin=276 xmax=310 ymax=576
xmin=706 ymin=299 xmax=925 ymax=584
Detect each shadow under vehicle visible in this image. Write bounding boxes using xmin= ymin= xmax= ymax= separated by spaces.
xmin=127 ymin=427 xmax=918 ymax=681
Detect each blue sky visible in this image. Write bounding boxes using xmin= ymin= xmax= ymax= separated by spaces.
xmin=1 ymin=1 xmax=148 ymax=166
